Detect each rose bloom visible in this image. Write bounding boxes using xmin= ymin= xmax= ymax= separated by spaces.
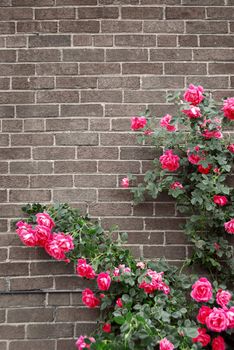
xmin=36 ymin=212 xmax=55 ymax=230
xmin=216 ymin=289 xmax=232 ymax=309
xmin=35 ymin=225 xmax=52 ymax=247
xmin=183 ymin=84 xmax=204 ymax=105
xmin=136 ymin=261 xmax=145 ymax=269
xmin=198 ymin=164 xmax=212 ymax=174
xmin=212 ymin=336 xmax=226 ymax=350
xmin=170 ymin=181 xmax=183 ymax=190
xmin=160 ymin=114 xmax=176 ymax=132
xmin=222 ymin=97 xmax=234 ymax=120
xmin=82 ymin=288 xmax=100 ymax=308
xmin=191 ymin=277 xmax=213 ymax=302
xmin=227 ymin=144 xmax=234 ymax=153
xmin=224 ymin=219 xmax=234 ymax=234
xmin=192 ymin=328 xmax=211 ymax=347
xmin=97 ymin=272 xmax=111 ymax=291
xmin=116 ymin=298 xmax=123 ymax=308
xmin=159 ymin=338 xmax=174 ymax=350
xmin=197 ymin=305 xmax=212 ymax=324
xmin=102 ymin=323 xmax=111 ymax=333
xmin=121 ymin=177 xmax=129 ymax=188
xmin=183 ymin=106 xmax=202 ymax=118
xmin=159 ymin=150 xmax=180 ymax=172
xmin=45 ymin=233 xmax=74 ymax=260
xmin=214 ymin=242 xmax=220 ymax=251
xmin=16 ymin=221 xmax=38 ymax=247
xmin=76 ymin=335 xmax=95 ymax=350
xmin=206 ymin=308 xmax=229 ymax=332
xmin=76 ymin=258 xmax=96 ymax=279
xmin=202 ymin=130 xmax=223 ymax=139
xmin=213 ymin=195 xmax=228 ymax=206
xmin=131 ymin=116 xmax=147 ymax=130
xmin=226 ymin=306 xmax=234 ymax=328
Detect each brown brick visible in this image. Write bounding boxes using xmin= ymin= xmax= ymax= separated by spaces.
xmin=46 ymin=118 xmax=88 ymax=131
xmin=12 ymin=77 xmax=54 ymax=90
xmin=0 ymin=78 xmax=10 ymax=90
xmin=63 ymin=48 xmax=104 ymax=61
xmin=122 ymin=7 xmax=163 ymax=19
xmin=0 ymin=220 xmax=8 ymax=232
xmin=0 ymin=249 xmax=7 ymax=262
xmin=194 ymin=49 xmax=234 ymax=61
xmin=18 ymin=49 xmax=60 ymax=62
xmin=80 ymin=63 xmax=120 ymax=75
xmin=0 ymin=204 xmax=23 ymax=218
xmin=230 ymin=23 xmax=234 ymax=33
xmin=48 ymin=292 xmax=70 ymax=306
xmin=53 ymin=189 xmax=96 ymax=202
xmin=122 ymin=63 xmax=163 ymax=74
xmin=127 ymin=231 xmax=164 ymax=244
xmin=56 ymin=77 xmax=97 ymax=89
xmin=12 ymin=0 xmax=55 ymax=4
xmin=0 ymin=263 xmax=28 ymax=277
xmin=0 ymin=50 xmax=16 ymax=62
xmin=27 ymin=323 xmax=73 ymax=339
xmin=165 ymin=63 xmax=207 ymax=75
xmin=9 ymin=277 xmax=53 ymax=291
xmin=182 ymin=0 xmax=223 ymax=4
xmin=37 ymin=91 xmax=79 ymax=103
xmin=0 ymin=135 xmax=9 ymax=146
xmin=106 ymin=48 xmax=148 ymax=62
xmin=73 ymin=34 xmax=92 ymax=46
xmin=59 ymin=20 xmax=100 ymax=33
xmin=150 ymin=48 xmax=192 ymax=61
xmin=55 ymin=132 xmax=98 ymax=146
xmin=75 ymin=174 xmax=116 ymax=187
xmin=200 ymin=35 xmax=234 ymax=47
xmin=10 ymin=161 xmax=53 ymax=174
xmin=166 ymin=231 xmax=188 ymax=245
xmin=0 ymin=325 xmax=25 ymax=340
xmin=186 ymin=21 xmax=228 ymax=34
xmin=29 ymin=35 xmax=71 ymax=48
xmin=77 ymin=146 xmax=118 ymax=159
xmin=0 ymin=163 xmax=8 ymax=174
xmin=89 ymin=202 xmax=131 ymax=216
xmin=178 ymin=35 xmax=198 ymax=47
xmin=166 ymin=6 xmax=205 ymax=19
xmin=36 ymin=63 xmax=78 ymax=76
xmin=78 ymin=7 xmax=119 ymax=19
xmin=9 ymin=340 xmax=55 ymax=350
xmin=115 ymin=34 xmax=156 ymax=47
xmin=55 ymin=160 xmax=96 ymax=173
xmin=185 ymin=76 xmax=229 ymax=89
xmin=100 ymin=0 xmax=138 ymax=3
xmin=99 ymin=160 xmax=140 ymax=173
xmin=111 ymin=118 xmax=134 ymax=131
xmin=144 ymin=20 xmax=184 ymax=33
xmin=120 ymin=147 xmax=155 ymax=160
xmin=0 ymin=22 xmax=15 ymax=34
xmin=0 ymin=147 xmax=30 ymax=160
xmin=0 ymin=106 xmax=14 ymax=118
xmin=101 ymin=217 xmax=143 ymax=230
xmin=105 ymin=104 xmax=146 ymax=118
xmin=56 ymin=307 xmax=99 ymax=322
xmin=9 ymin=189 xmax=51 ymax=202
xmin=30 ymin=261 xmax=74 ymax=275
xmin=0 ymin=8 xmax=33 ymax=20
xmin=142 ymin=76 xmax=184 ymax=89
xmin=11 ymin=134 xmax=53 ymax=146
xmin=57 ymin=0 xmax=97 ymax=4
xmin=0 ymin=0 xmax=11 ymax=5
xmin=207 ymin=7 xmax=234 ymax=19
xmin=0 ymin=190 xmax=7 ymax=202
xmin=142 ymin=0 xmax=180 ymax=3
xmin=61 ymin=104 xmax=103 ymax=117
xmin=209 ymin=63 xmax=234 ymax=74
xmin=9 ymin=247 xmax=48 ymax=261
xmin=101 ymin=20 xmax=142 ymax=33
xmin=145 ymin=218 xmax=186 ymax=230
xmin=0 ymin=92 xmax=34 ymax=105
xmin=17 ymin=21 xmax=57 ymax=33
xmin=81 ymin=90 xmax=122 ymax=103
xmin=0 ymin=64 xmax=35 ymax=76
xmin=25 ymin=119 xmax=45 ymax=132
xmin=98 ymin=189 xmax=132 ymax=202
xmin=35 ymin=8 xmax=75 ymax=20
xmin=98 ymin=77 xmax=140 ymax=90
xmin=6 ymin=36 xmax=27 ymax=48
xmin=87 ymin=118 xmax=110 ymax=131
xmin=93 ymin=34 xmax=113 ymax=47
xmin=30 ymin=175 xmax=73 ymax=188
xmin=0 ymin=293 xmax=45 ymax=307
xmin=100 ymin=133 xmax=138 ymax=146
xmin=124 ymin=90 xmax=165 ymax=103
xmin=143 ymin=246 xmax=186 ymax=260
xmin=158 ymin=35 xmax=177 ymax=47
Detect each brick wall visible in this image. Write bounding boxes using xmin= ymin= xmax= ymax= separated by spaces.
xmin=0 ymin=1 xmax=234 ymax=348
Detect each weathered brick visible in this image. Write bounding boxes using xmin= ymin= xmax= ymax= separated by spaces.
xmin=55 ymin=132 xmax=98 ymax=146
xmin=0 ymin=78 xmax=10 ymax=90
xmin=35 ymin=8 xmax=75 ymax=20
xmin=53 ymin=189 xmax=96 ymax=202
xmin=0 ymin=325 xmax=25 ymax=340
xmin=9 ymin=277 xmax=53 ymax=291
xmin=150 ymin=48 xmax=192 ymax=61
xmin=166 ymin=231 xmax=188 ymax=245
xmin=143 ymin=246 xmax=186 ymax=260
xmin=56 ymin=77 xmax=97 ymax=89
xmin=9 ymin=189 xmax=51 ymax=202
xmin=186 ymin=21 xmax=228 ymax=34
xmin=0 ymin=221 xmax=8 ymax=232
xmin=56 ymin=307 xmax=99 ymax=322
xmin=12 ymin=0 xmax=55 ymax=5
xmin=89 ymin=202 xmax=131 ymax=216
xmin=0 ymin=293 xmax=45 ymax=307
xmin=122 ymin=7 xmax=163 ymax=19
xmin=122 ymin=63 xmax=163 ymax=74
xmin=63 ymin=48 xmax=104 ymax=61
xmin=194 ymin=49 xmax=234 ymax=61
xmin=0 ymin=147 xmax=30 ymax=160
xmin=207 ymin=7 xmax=234 ymax=19
xmin=0 ymin=64 xmax=35 ymax=76
xmin=46 ymin=118 xmax=88 ymax=131
xmin=17 ymin=21 xmax=57 ymax=33
xmin=29 ymin=35 xmax=71 ymax=48
xmin=80 ymin=63 xmax=120 ymax=75
xmin=100 ymin=133 xmax=139 ymax=146
xmin=0 ymin=22 xmax=15 ymax=34
xmin=81 ymin=90 xmax=122 ymax=103
xmin=75 ymin=174 xmax=116 ymax=187
xmin=59 ymin=21 xmax=100 ymax=33
xmin=54 ymin=161 xmax=97 ymax=173
xmin=36 ymin=63 xmax=78 ymax=76
xmin=30 ymin=261 xmax=74 ymax=275
xmin=98 ymin=77 xmax=140 ymax=90
xmin=165 ymin=63 xmax=207 ymax=75
xmin=98 ymin=189 xmax=132 ymax=202
xmin=0 ymin=8 xmax=33 ymax=20
xmin=0 ymin=262 xmax=28 ymax=277
xmin=120 ymin=147 xmax=155 ymax=160
xmin=166 ymin=6 xmax=205 ymax=19
xmin=48 ymin=292 xmax=70 ymax=306
xmin=106 ymin=48 xmax=148 ymax=62
xmin=158 ymin=35 xmax=177 ymax=47
xmin=209 ymin=63 xmax=234 ymax=74
xmin=144 ymin=20 xmax=184 ymax=33
xmin=18 ymin=49 xmax=60 ymax=62
xmin=61 ymin=104 xmax=103 ymax=117
xmin=200 ymin=35 xmax=234 ymax=47
xmin=11 ymin=133 xmax=53 ymax=146
xmin=145 ymin=218 xmax=186 ymax=230
xmin=0 ymin=204 xmax=23 ymax=218
xmin=178 ymin=35 xmax=198 ymax=47
xmin=90 ymin=118 xmax=110 ymax=131
xmin=115 ymin=34 xmax=156 ymax=47
xmin=77 ymin=146 xmax=118 ymax=159
xmin=185 ymin=76 xmax=229 ymax=89
xmin=182 ymin=0 xmax=223 ymax=4
xmin=9 ymin=340 xmax=55 ymax=350
xmin=101 ymin=217 xmax=143 ymax=230
xmin=100 ymin=0 xmax=138 ymax=3
xmin=0 ymin=134 xmax=9 ymax=146
xmin=0 ymin=249 xmax=7 ymax=262
xmin=10 ymin=161 xmax=53 ymax=174
xmin=93 ymin=34 xmax=113 ymax=47
xmin=142 ymin=76 xmax=184 ymax=89
xmin=101 ymin=20 xmax=142 ymax=33
xmin=6 ymin=36 xmax=27 ymax=48
xmin=124 ymin=90 xmax=165 ymax=103
xmin=78 ymin=7 xmax=119 ymax=19
xmin=9 ymin=247 xmax=49 ymax=261
xmin=12 ymin=77 xmax=54 ymax=90
xmin=0 ymin=92 xmax=34 ymax=105
xmin=99 ymin=160 xmax=140 ymax=173
xmin=0 ymin=190 xmax=7 ymax=203
xmin=57 ymin=0 xmax=97 ymax=4
xmin=27 ymin=323 xmax=73 ymax=339
xmin=30 ymin=175 xmax=73 ymax=188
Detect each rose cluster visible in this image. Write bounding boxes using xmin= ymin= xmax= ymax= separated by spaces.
xmin=139 ymin=269 xmax=170 ymax=295
xmin=16 ymin=212 xmax=74 ymax=261
xmin=191 ymin=277 xmax=233 ymax=349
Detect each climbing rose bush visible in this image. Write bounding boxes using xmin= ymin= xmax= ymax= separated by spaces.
xmin=123 ymin=84 xmax=234 ymax=282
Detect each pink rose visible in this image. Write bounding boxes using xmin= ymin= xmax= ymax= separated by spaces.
xmin=183 ymin=106 xmax=202 ymax=118
xmin=198 ymin=164 xmax=212 ymax=174
xmin=76 ymin=335 xmax=95 ymax=350
xmin=170 ymin=181 xmax=183 ymax=190
xmin=222 ymin=97 xmax=234 ymax=120
xmin=202 ymin=130 xmax=223 ymax=139
xmin=131 ymin=116 xmax=147 ymax=130
xmin=116 ymin=298 xmax=123 ymax=308
xmin=121 ymin=177 xmax=129 ymax=188
xmin=159 ymin=338 xmax=174 ymax=350
xmin=212 ymin=336 xmax=226 ymax=350
xmin=192 ymin=328 xmax=211 ymax=347
xmin=160 ymin=114 xmax=176 ymax=132
xmin=136 ymin=262 xmax=145 ymax=269
xmin=54 ymin=233 xmax=74 ymax=252
xmin=216 ymin=289 xmax=232 ymax=309
xmin=197 ymin=305 xmax=212 ymax=324
xmin=224 ymin=219 xmax=234 ymax=234
xmin=160 ymin=150 xmax=180 ymax=172
xmin=184 ymin=84 xmax=204 ymax=105
xmin=76 ymin=259 xmax=96 ymax=279
xmin=139 ymin=269 xmax=168 ymax=294
xmin=16 ymin=221 xmax=38 ymax=247
xmin=227 ymin=144 xmax=234 ymax=153
xmin=102 ymin=323 xmax=111 ymax=333
xmin=226 ymin=306 xmax=234 ymax=328
xmin=213 ymin=195 xmax=228 ymax=206
xmin=206 ymin=308 xmax=229 ymax=332
xmin=82 ymin=288 xmax=100 ymax=308
xmin=35 ymin=225 xmax=52 ymax=247
xmin=188 ymin=153 xmax=201 ymax=165
xmin=191 ymin=277 xmax=213 ymax=302
xmin=36 ymin=212 xmax=55 ymax=230
xmin=97 ymin=272 xmax=111 ymax=291
xmin=45 ymin=233 xmax=74 ymax=261
xmin=113 ymin=264 xmax=131 ymax=277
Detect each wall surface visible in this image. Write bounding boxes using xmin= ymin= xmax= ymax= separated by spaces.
xmin=0 ymin=0 xmax=234 ymax=349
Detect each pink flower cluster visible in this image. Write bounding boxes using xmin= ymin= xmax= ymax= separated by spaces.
xmin=76 ymin=335 xmax=95 ymax=350
xmin=159 ymin=338 xmax=174 ymax=350
xmin=131 ymin=116 xmax=147 ymax=130
xmin=76 ymin=259 xmax=96 ymax=279
xmin=222 ymin=97 xmax=234 ymax=120
xmin=139 ymin=269 xmax=170 ymax=295
xmin=113 ymin=264 xmax=131 ymax=281
xmin=191 ymin=278 xmax=233 ymax=349
xmin=224 ymin=218 xmax=234 ymax=234
xmin=160 ymin=114 xmax=176 ymax=132
xmin=16 ymin=212 xmax=74 ymax=261
xmin=160 ymin=150 xmax=180 ymax=172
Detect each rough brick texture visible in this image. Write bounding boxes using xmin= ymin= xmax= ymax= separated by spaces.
xmin=0 ymin=1 xmax=234 ymax=348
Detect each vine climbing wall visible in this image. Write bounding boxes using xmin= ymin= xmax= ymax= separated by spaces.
xmin=0 ymin=1 xmax=234 ymax=349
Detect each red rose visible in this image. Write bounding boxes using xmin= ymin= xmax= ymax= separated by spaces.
xmin=226 ymin=306 xmax=234 ymax=328
xmin=197 ymin=305 xmax=212 ymax=324
xmin=16 ymin=221 xmax=38 ymax=247
xmin=160 ymin=114 xmax=176 ymax=132
xmin=45 ymin=233 xmax=74 ymax=261
xmin=191 ymin=277 xmax=213 ymax=302
xmin=36 ymin=212 xmax=55 ymax=230
xmin=131 ymin=116 xmax=147 ymax=130
xmin=222 ymin=97 xmax=234 ymax=120
xmin=102 ymin=323 xmax=111 ymax=333
xmin=35 ymin=225 xmax=52 ymax=247
xmin=216 ymin=289 xmax=232 ymax=309
xmin=160 ymin=150 xmax=180 ymax=172
xmin=183 ymin=106 xmax=202 ymax=118
xmin=224 ymin=219 xmax=234 ymax=234
xmin=82 ymin=288 xmax=100 ymax=308
xmin=227 ymin=144 xmax=234 ymax=153
xmin=121 ymin=177 xmax=129 ymax=188
xmin=206 ymin=308 xmax=229 ymax=332
xmin=212 ymin=336 xmax=226 ymax=350
xmin=184 ymin=84 xmax=204 ymax=105
xmin=116 ymin=298 xmax=123 ymax=308
xmin=192 ymin=328 xmax=211 ymax=347
xmin=97 ymin=272 xmax=111 ymax=291
xmin=202 ymin=130 xmax=223 ymax=139
xmin=213 ymin=195 xmax=228 ymax=206
xmin=198 ymin=164 xmax=212 ymax=174
xmin=76 ymin=258 xmax=96 ymax=279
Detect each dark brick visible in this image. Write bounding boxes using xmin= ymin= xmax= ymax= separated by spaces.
xmin=101 ymin=217 xmax=143 ymax=231
xmin=122 ymin=63 xmax=163 ymax=74
xmin=166 ymin=6 xmax=205 ymax=19
xmin=63 ymin=48 xmax=104 ymax=62
xmin=185 ymin=76 xmax=229 ymax=89
xmin=0 ymin=78 xmax=10 ymax=90
xmin=150 ymin=48 xmax=192 ymax=61
xmin=124 ymin=91 xmax=165 ymax=103
xmin=55 ymin=132 xmax=98 ymax=146
xmin=0 ymin=148 xmax=30 ymax=160
xmin=0 ymin=263 xmax=28 ymax=277
xmin=115 ymin=34 xmax=156 ymax=47
xmin=80 ymin=63 xmax=120 ymax=75
xmin=56 ymin=307 xmax=99 ymax=322
xmin=10 ymin=161 xmax=53 ymax=174
xmin=158 ymin=35 xmax=177 ymax=47
xmin=30 ymin=261 xmax=74 ymax=275
xmin=56 ymin=77 xmax=97 ymax=89
xmin=6 ymin=36 xmax=27 ymax=48
xmin=143 ymin=245 xmax=186 ymax=260
xmin=0 ymin=325 xmax=25 ymax=340
xmin=11 ymin=134 xmax=53 ymax=146
xmin=36 ymin=63 xmax=78 ymax=76
xmin=0 ymin=204 xmax=23 ymax=218
xmin=9 ymin=189 xmax=51 ymax=202
xmin=37 ymin=91 xmax=79 ymax=103
xmin=75 ymin=174 xmax=116 ymax=187
xmin=17 ymin=21 xmax=57 ymax=33
xmin=165 ymin=63 xmax=207 ymax=75
xmin=9 ymin=277 xmax=53 ymax=291
xmin=35 ymin=8 xmax=75 ymax=20
xmin=89 ymin=202 xmax=131 ymax=216
xmin=186 ymin=21 xmax=228 ymax=34
xmin=101 ymin=20 xmax=142 ymax=33
xmin=0 ymin=92 xmax=34 ymax=104
xmin=27 ymin=324 xmax=73 ymax=339
xmin=122 ymin=7 xmax=163 ymax=19
xmin=61 ymin=104 xmax=103 ymax=117
xmin=98 ymin=77 xmax=140 ymax=90
xmin=0 ymin=22 xmax=15 ymax=34
xmin=18 ymin=49 xmax=60 ymax=62
xmin=59 ymin=21 xmax=100 ymax=33
xmin=142 ymin=76 xmax=184 ymax=89
xmin=0 ymin=294 xmax=45 ymax=307
xmin=12 ymin=0 xmax=55 ymax=5
xmin=207 ymin=7 xmax=234 ymax=19
xmin=144 ymin=20 xmax=184 ymax=33
xmin=93 ymin=34 xmax=113 ymax=47
xmin=46 ymin=118 xmax=88 ymax=131
xmin=81 ymin=90 xmax=122 ymax=103
xmin=29 ymin=35 xmax=71 ymax=48
xmin=99 ymin=160 xmax=140 ymax=173
xmin=30 ymin=175 xmax=73 ymax=188
xmin=33 ymin=147 xmax=75 ymax=160
xmin=106 ymin=48 xmax=148 ymax=62
xmin=209 ymin=63 xmax=234 ymax=74
xmin=57 ymin=0 xmax=97 ymax=3
xmin=78 ymin=7 xmax=119 ymax=19
xmin=9 ymin=340 xmax=55 ymax=350
xmin=53 ymin=189 xmax=96 ymax=202
xmin=77 ymin=146 xmax=118 ymax=159
xmin=73 ymin=34 xmax=93 ymax=46
xmin=178 ymin=35 xmax=198 ymax=47
xmin=194 ymin=49 xmax=234 ymax=61
xmin=9 ymin=247 xmax=49 ymax=261
xmin=145 ymin=218 xmax=186 ymax=230
xmin=54 ymin=161 xmax=97 ymax=173
xmin=12 ymin=77 xmax=54 ymax=90
xmin=0 ymin=8 xmax=33 ymax=20
xmin=200 ymin=35 xmax=234 ymax=47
